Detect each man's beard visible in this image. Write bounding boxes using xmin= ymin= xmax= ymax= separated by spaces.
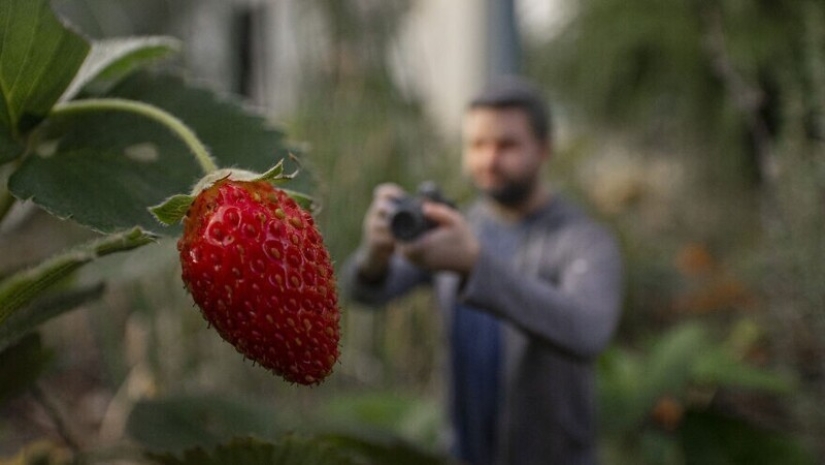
xmin=484 ymin=176 xmax=537 ymax=208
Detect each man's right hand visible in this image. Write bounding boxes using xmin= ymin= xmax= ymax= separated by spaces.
xmin=356 ymin=183 xmax=406 ymax=281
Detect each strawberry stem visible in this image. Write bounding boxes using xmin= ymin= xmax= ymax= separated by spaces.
xmin=50 ymin=98 xmax=218 ymax=174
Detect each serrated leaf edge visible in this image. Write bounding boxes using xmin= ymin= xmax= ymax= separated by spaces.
xmin=59 ymin=36 xmax=182 ymax=103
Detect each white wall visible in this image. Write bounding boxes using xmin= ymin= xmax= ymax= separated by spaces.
xmin=392 ymin=0 xmax=487 ymax=138
xmin=391 ymin=0 xmax=567 ymax=138
xmin=177 ymin=0 xmax=566 ymax=132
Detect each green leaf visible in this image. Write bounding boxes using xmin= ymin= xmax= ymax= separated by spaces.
xmin=680 ymin=410 xmax=816 ymax=465
xmin=0 ymin=333 xmax=53 ymax=404
xmin=131 ymin=394 xmax=456 ymax=465
xmin=0 ymin=228 xmax=155 ymax=325
xmin=314 ymin=391 xmax=440 ymax=443
xmin=597 ymin=347 xmax=650 ymax=433
xmin=127 ymin=395 xmax=285 ymax=454
xmin=148 ymin=436 xmax=357 ymax=465
xmin=111 ymin=72 xmax=307 ymax=187
xmin=0 ymin=283 xmax=105 ymax=352
xmin=146 ymin=434 xmax=455 ymax=465
xmin=60 ymin=36 xmax=181 ymax=102
xmin=692 ymin=348 xmax=794 ymax=393
xmin=0 ymin=0 xmax=90 ymax=138
xmin=320 ymin=433 xmax=455 ymax=465
xmin=9 ymin=145 xmax=194 ymax=234
xmin=9 ymin=71 xmax=310 ymax=235
xmin=149 ymin=194 xmax=195 ymax=226
xmin=254 ymin=158 xmax=291 ymax=183
xmin=642 ymin=322 xmax=709 ymax=400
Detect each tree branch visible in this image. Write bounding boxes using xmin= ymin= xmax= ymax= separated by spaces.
xmin=696 ymin=3 xmax=775 ymax=180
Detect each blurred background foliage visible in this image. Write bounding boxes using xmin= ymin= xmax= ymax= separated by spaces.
xmin=1 ymin=0 xmax=823 ymax=463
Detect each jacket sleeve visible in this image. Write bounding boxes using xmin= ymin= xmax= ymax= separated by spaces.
xmin=460 ymin=223 xmax=623 ymax=360
xmin=340 ymin=247 xmax=430 ymax=308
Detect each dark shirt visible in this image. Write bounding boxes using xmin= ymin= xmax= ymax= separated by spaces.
xmin=450 ymin=213 xmax=524 ymax=465
xmin=450 ymin=303 xmax=501 ymax=465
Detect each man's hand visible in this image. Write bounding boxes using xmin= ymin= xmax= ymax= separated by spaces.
xmin=398 ymin=201 xmax=480 ymax=275
xmin=356 ymin=183 xmax=405 ymax=281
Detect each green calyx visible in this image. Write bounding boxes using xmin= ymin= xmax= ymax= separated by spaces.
xmin=148 ymin=194 xmax=196 ymax=226
xmin=190 ymin=158 xmax=295 ymax=194
xmin=149 ymin=158 xmax=314 ymax=226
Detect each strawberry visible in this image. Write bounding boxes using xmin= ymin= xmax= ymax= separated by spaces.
xmin=175 ymin=177 xmax=340 ymax=385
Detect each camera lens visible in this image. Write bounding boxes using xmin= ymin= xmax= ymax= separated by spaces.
xmin=390 ymin=209 xmax=427 ymax=241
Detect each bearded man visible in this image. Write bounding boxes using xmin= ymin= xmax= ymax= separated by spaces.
xmin=343 ymin=76 xmax=624 ymax=465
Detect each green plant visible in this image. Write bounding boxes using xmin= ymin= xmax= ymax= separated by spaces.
xmin=0 ymin=1 xmax=455 ymax=463
xmin=597 ymin=320 xmax=814 ymax=464
xmin=530 ymin=0 xmax=825 ymax=457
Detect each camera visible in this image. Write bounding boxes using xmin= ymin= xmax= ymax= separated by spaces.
xmin=388 ymin=181 xmax=455 ymax=241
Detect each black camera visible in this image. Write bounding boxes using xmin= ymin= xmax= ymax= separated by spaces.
xmin=388 ymin=181 xmax=455 ymax=241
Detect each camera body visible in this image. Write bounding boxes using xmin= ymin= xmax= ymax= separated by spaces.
xmin=388 ymin=181 xmax=454 ymax=241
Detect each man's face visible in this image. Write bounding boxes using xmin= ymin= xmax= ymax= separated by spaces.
xmin=461 ymin=107 xmax=549 ymax=207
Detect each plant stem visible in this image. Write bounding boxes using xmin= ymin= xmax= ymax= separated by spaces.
xmin=0 ymin=228 xmax=155 ymax=325
xmin=50 ymin=98 xmax=218 ymax=175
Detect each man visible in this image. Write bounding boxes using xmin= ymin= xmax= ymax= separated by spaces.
xmin=342 ymin=76 xmax=623 ymax=465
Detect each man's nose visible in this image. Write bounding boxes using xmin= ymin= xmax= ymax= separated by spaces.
xmin=483 ymin=146 xmax=504 ymax=168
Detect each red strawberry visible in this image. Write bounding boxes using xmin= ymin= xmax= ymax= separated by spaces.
xmin=177 ymin=177 xmax=340 ymax=385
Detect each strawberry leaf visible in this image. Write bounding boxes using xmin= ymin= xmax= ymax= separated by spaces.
xmin=9 ymin=71 xmax=311 ymax=235
xmin=150 ymin=194 xmax=195 ymax=226
xmin=148 ymin=436 xmax=356 ymax=465
xmin=127 ymin=395 xmax=285 ymax=453
xmin=60 ymin=36 xmax=181 ymax=102
xmin=0 ymin=0 xmax=90 ymax=139
xmin=9 ymin=143 xmax=197 ymax=234
xmin=109 ymin=72 xmax=306 ymax=181
xmin=318 ymin=433 xmax=457 ymax=465
xmin=146 ymin=434 xmax=457 ymax=465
